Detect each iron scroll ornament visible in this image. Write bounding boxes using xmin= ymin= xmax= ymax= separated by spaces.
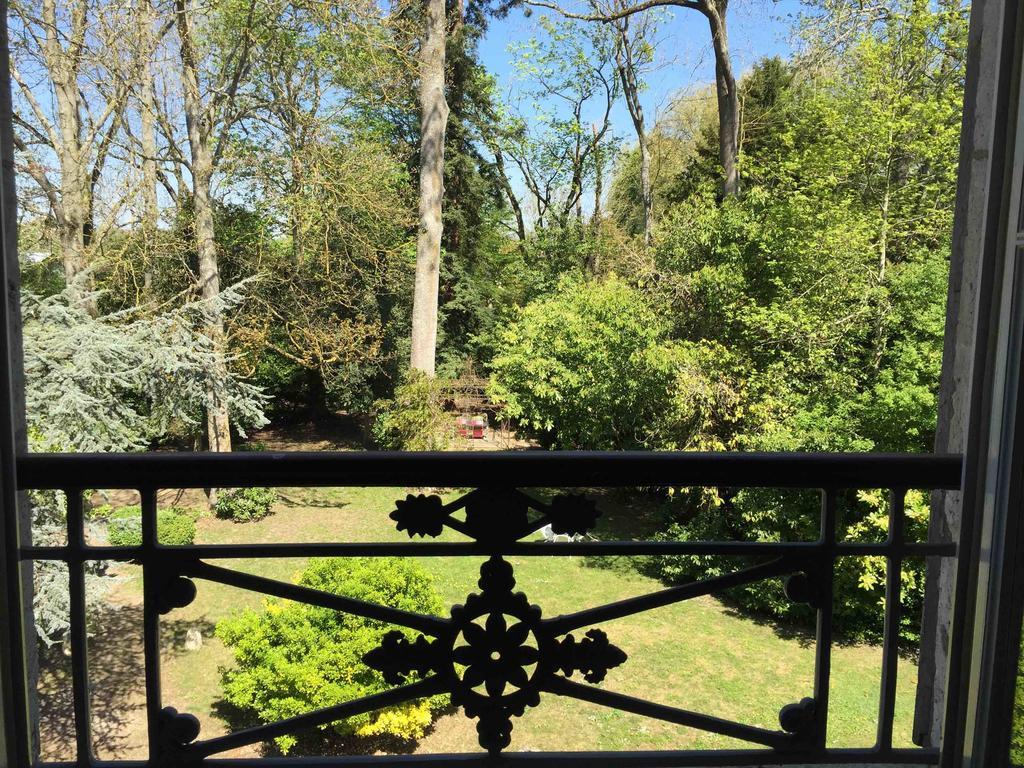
xmin=367 ymin=490 xmax=816 ymax=754
xmin=364 ymin=556 xmax=627 ymax=754
xmin=151 ymin=487 xmax=823 ymax=760
xmin=389 ymin=488 xmax=601 ymax=543
xmin=371 ymin=490 xmax=625 ymax=753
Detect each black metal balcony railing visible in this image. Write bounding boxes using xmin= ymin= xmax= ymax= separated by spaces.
xmin=14 ymin=451 xmax=962 ymax=768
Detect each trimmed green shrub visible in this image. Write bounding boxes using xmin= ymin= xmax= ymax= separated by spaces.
xmin=214 ymin=487 xmax=277 ymax=522
xmin=106 ymin=505 xmax=198 ymax=546
xmin=217 ymin=557 xmax=446 ymax=753
xmin=489 ymin=276 xmax=737 ymax=450
xmin=372 ymin=370 xmax=453 ymax=451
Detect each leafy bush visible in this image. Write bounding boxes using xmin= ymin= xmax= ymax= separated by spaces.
xmin=106 ymin=505 xmax=198 ymax=546
xmin=372 ymin=370 xmax=453 ymax=450
xmin=489 ymin=276 xmax=737 ymax=450
xmin=214 ymin=487 xmax=278 ymax=522
xmin=235 ymin=440 xmax=268 ymax=452
xmin=217 ymin=557 xmax=446 ymax=753
xmin=32 ymin=488 xmax=109 ymax=645
xmin=646 ymin=488 xmax=930 ymax=643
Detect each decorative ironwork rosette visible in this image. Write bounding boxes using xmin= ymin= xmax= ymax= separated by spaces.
xmin=364 ymin=556 xmax=627 ymax=754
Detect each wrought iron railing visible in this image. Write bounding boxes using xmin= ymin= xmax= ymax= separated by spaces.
xmin=15 ymin=451 xmax=962 ymax=767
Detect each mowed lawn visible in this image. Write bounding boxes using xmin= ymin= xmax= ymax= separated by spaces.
xmin=51 ymin=487 xmax=919 ymax=760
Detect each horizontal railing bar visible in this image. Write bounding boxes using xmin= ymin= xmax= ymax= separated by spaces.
xmin=33 ymin=745 xmax=941 ymax=767
xmin=18 ymin=540 xmax=957 ymax=561
xmin=15 ymin=451 xmax=963 ymax=490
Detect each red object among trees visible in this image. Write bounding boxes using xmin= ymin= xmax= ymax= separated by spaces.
xmin=457 ymin=415 xmax=486 ymax=439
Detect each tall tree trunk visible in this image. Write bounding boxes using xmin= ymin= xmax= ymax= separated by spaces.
xmin=702 ymin=0 xmax=739 ymax=197
xmin=410 ymin=0 xmax=449 ymax=375
xmin=290 ymin=149 xmax=304 ymax=264
xmin=585 ymin=124 xmax=603 ymax=277
xmin=42 ymin=0 xmax=95 ymax=314
xmin=176 ymin=0 xmax=232 ymax=453
xmin=637 ymin=131 xmax=653 ymax=241
xmin=492 ymin=146 xmax=526 ymax=241
xmin=613 ymin=15 xmax=653 ymax=244
xmin=57 ymin=160 xmax=90 ymax=309
xmin=591 ymin=122 xmax=603 ymax=226
xmin=192 ymin=146 xmax=231 ymax=454
xmin=140 ymin=94 xmax=158 ymax=233
xmin=139 ymin=61 xmax=158 ymax=293
xmin=139 ymin=0 xmax=159 ymax=246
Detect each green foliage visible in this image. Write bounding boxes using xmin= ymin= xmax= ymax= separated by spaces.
xmin=23 ymin=286 xmax=268 ymax=452
xmin=372 ymin=370 xmax=454 ymax=450
xmin=594 ymin=2 xmax=963 ymax=642
xmin=490 ymin=276 xmax=736 ymax=450
xmin=628 ymin=5 xmax=960 ymax=459
xmin=21 ymin=286 xmax=266 ymax=644
xmin=647 ymin=489 xmax=930 ymax=642
xmin=214 ymin=487 xmax=278 ymax=523
xmin=106 ymin=506 xmax=198 ymax=547
xmin=217 ymin=557 xmax=446 ymax=753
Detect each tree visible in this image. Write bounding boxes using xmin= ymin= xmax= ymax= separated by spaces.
xmin=227 ymin=0 xmax=416 ymax=415
xmin=23 ymin=286 xmax=267 ymax=453
xmin=607 ymin=86 xmax=713 ymax=236
xmin=505 ymin=16 xmax=620 ymax=229
xmin=435 ymin=0 xmax=511 ymax=370
xmin=515 ymin=0 xmax=740 ymax=197
xmin=410 ymin=0 xmax=450 ymax=374
xmin=135 ymin=0 xmax=161 ymax=277
xmin=172 ymin=0 xmax=260 ymax=451
xmin=228 ymin=143 xmax=414 ymax=419
xmin=620 ymin=1 xmax=966 ymax=641
xmin=9 ymin=0 xmax=134 ymax=312
xmin=603 ymin=2 xmax=661 ymax=243
xmin=23 ymin=285 xmax=267 ymax=644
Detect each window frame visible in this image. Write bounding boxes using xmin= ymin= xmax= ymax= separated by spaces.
xmin=0 ymin=0 xmax=1021 ymax=766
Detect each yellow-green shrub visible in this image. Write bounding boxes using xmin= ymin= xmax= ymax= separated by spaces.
xmin=216 ymin=557 xmax=446 ymax=753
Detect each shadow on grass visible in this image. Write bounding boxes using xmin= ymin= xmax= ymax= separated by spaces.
xmin=275 ymin=491 xmax=351 ymax=510
xmin=246 ymin=413 xmax=368 ymax=453
xmin=718 ymin=602 xmax=818 ymax=649
xmin=586 ymin=488 xmax=672 ymax=541
xmin=568 ymin=489 xmax=914 ymax=657
xmin=561 ymin=488 xmax=670 ymax=576
xmin=38 ymin=603 xmax=217 ymax=760
xmin=718 ymin=597 xmax=920 ymax=660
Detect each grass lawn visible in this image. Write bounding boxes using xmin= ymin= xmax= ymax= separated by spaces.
xmin=43 ymin=486 xmax=920 ymax=760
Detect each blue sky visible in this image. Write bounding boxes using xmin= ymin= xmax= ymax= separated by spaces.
xmin=478 ymin=0 xmax=806 ymax=141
